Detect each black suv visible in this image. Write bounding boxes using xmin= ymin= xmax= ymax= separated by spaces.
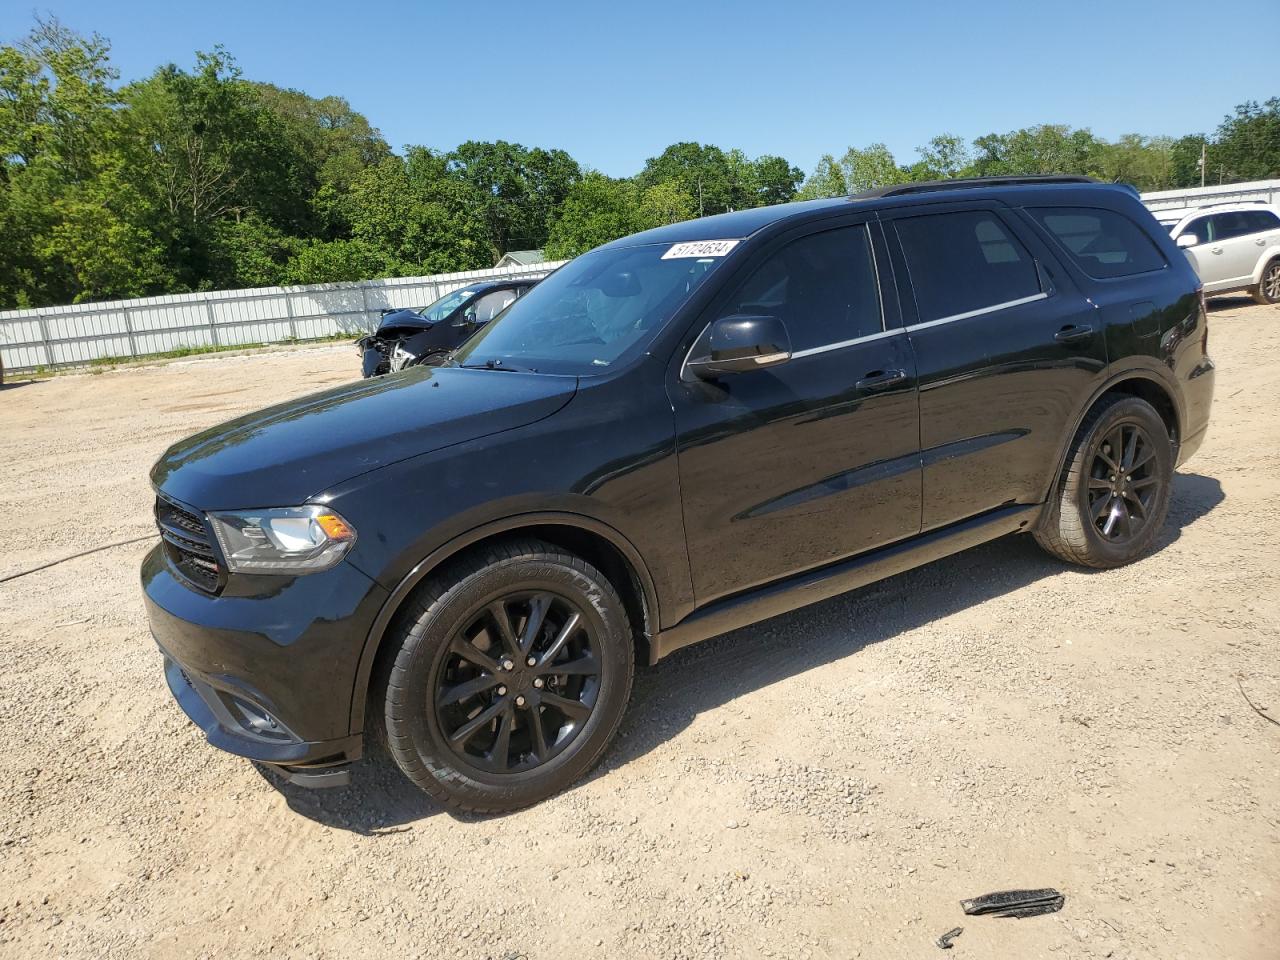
xmin=143 ymin=176 xmax=1214 ymax=812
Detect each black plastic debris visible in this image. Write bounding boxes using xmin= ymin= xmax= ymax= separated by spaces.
xmin=961 ymin=888 xmax=1065 ymax=918
xmin=936 ymin=926 xmax=964 ymax=949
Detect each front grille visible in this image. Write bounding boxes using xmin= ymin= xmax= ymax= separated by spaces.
xmin=155 ymin=495 xmax=223 ymax=594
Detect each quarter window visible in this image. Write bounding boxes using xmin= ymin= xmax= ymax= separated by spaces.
xmin=895 ymin=210 xmax=1041 ymax=322
xmin=1028 ymin=207 xmax=1167 ymax=279
xmin=723 ymin=225 xmax=883 ymax=352
xmin=1243 ymin=209 xmax=1280 ymax=233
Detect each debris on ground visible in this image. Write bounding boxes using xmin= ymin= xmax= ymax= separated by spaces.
xmin=935 ymin=926 xmax=963 ymax=949
xmin=960 ymin=888 xmax=1065 ymax=918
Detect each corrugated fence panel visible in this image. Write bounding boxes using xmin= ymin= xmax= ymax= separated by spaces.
xmin=0 ymin=262 xmax=563 ymax=374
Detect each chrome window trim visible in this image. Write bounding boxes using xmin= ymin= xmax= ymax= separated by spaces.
xmin=904 ymin=292 xmax=1048 ymax=333
xmin=790 ymin=328 xmax=899 ymax=358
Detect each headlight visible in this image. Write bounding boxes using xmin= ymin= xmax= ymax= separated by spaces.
xmin=208 ymin=505 xmax=357 ymax=575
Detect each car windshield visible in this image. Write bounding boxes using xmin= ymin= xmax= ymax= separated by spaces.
xmin=417 ymin=288 xmax=476 ymax=323
xmin=450 ymin=244 xmax=728 ymax=375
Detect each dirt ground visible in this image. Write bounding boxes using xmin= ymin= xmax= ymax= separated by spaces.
xmin=1 ymin=299 xmax=1277 ymax=960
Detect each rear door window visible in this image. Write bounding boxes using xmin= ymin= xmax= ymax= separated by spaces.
xmin=894 ymin=210 xmax=1041 ymax=322
xmin=725 ymin=224 xmax=883 ymax=352
xmin=1210 ymin=211 xmax=1256 ymax=241
xmin=1028 ymin=207 xmax=1167 ymax=279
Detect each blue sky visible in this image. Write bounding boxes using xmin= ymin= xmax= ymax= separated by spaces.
xmin=3 ymin=0 xmax=1274 ymax=178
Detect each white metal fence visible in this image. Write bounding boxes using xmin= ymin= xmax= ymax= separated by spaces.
xmin=1141 ymin=179 xmax=1280 ymax=216
xmin=0 ymin=262 xmax=562 ymax=375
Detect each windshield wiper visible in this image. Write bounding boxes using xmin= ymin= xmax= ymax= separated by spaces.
xmin=459 ymin=358 xmax=533 ymax=373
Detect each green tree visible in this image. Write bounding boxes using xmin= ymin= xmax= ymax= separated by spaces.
xmin=545 ymin=172 xmax=642 ymax=259
xmin=971 ymin=124 xmax=1102 ymax=177
xmin=254 ymin=82 xmax=390 ymax=237
xmin=839 ymin=143 xmax=908 ymax=192
xmin=0 ymin=16 xmax=129 ymax=305
xmin=1212 ymin=98 xmax=1280 ymax=182
xmin=349 ymin=148 xmax=491 ymax=274
xmin=797 ymin=154 xmax=848 ymax=199
xmin=285 ymin=238 xmax=382 ymax=284
xmin=914 ymin=134 xmax=972 ymax=179
xmin=444 ymin=140 xmax=580 ymax=257
xmin=636 ymin=142 xmax=735 ymax=216
xmin=727 ymin=149 xmax=804 ymax=206
xmin=637 ymin=179 xmax=695 ymax=228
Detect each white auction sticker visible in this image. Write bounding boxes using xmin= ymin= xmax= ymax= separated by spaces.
xmin=661 ymin=239 xmax=740 ymax=259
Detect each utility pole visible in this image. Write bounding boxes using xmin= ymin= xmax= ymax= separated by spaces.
xmin=1200 ymin=141 xmax=1206 ymax=188
xmin=697 ymin=176 xmax=704 ymax=218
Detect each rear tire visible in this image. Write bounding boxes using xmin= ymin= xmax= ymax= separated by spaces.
xmin=1035 ymin=396 xmax=1173 ymax=569
xmin=1252 ymin=257 xmax=1280 ymax=305
xmin=380 ymin=538 xmax=634 ymax=813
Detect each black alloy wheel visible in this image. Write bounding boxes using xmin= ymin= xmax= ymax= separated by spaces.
xmin=435 ymin=591 xmax=600 ymax=774
xmin=1035 ymin=395 xmax=1173 ymax=569
xmin=1086 ymin=422 xmax=1162 ymax=543
xmin=379 ymin=538 xmax=634 ymax=813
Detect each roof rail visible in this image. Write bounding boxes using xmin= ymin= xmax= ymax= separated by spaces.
xmin=851 ymin=174 xmax=1100 ymax=201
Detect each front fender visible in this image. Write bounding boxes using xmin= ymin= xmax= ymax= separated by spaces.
xmin=344 ymin=508 xmax=662 ymax=734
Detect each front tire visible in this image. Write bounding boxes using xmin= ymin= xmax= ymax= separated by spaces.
xmin=1252 ymin=257 xmax=1280 ymax=305
xmin=380 ymin=539 xmax=634 ymax=813
xmin=1035 ymin=396 xmax=1173 ymax=569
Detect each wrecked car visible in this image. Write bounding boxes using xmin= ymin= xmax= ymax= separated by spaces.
xmin=357 ymin=278 xmax=541 ymax=376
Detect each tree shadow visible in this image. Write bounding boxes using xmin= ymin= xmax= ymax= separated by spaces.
xmin=267 ymin=472 xmax=1223 ymax=830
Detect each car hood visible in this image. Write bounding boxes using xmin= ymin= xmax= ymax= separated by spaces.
xmin=151 ymin=367 xmax=578 ymax=510
xmin=377 ymin=308 xmax=435 ymax=334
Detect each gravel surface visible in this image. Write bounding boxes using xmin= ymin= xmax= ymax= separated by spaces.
xmin=1 ymin=300 xmax=1277 ymax=959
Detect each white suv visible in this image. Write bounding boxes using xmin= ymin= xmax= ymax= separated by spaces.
xmin=1161 ymin=202 xmax=1280 ymax=304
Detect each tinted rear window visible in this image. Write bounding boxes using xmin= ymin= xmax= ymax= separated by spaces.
xmin=1029 ymin=207 xmax=1167 ymax=279
xmin=1210 ymin=211 xmax=1257 ymax=241
xmin=1244 ymin=209 xmax=1280 ymax=233
xmin=894 ymin=211 xmax=1041 ymax=322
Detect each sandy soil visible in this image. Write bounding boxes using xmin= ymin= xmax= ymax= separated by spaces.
xmin=1 ymin=300 xmax=1277 ymax=960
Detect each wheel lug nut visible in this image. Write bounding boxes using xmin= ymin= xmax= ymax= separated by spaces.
xmin=515 ymin=695 xmax=526 ymax=707
xmin=526 ymin=656 xmax=537 ymax=667
xmin=501 ymin=659 xmax=514 ymax=671
xmin=497 ymin=685 xmax=507 ymax=696
xmin=533 ymin=678 xmax=544 ymax=689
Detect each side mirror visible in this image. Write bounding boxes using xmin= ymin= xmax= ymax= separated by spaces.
xmin=685 ymin=314 xmax=792 ymax=379
xmin=455 ymin=307 xmax=478 ymax=327
xmin=1176 ymin=233 xmax=1199 ymax=249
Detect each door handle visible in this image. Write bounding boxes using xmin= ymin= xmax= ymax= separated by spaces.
xmin=855 ymin=369 xmax=907 ymax=391
xmin=1257 ymin=238 xmax=1267 ymax=246
xmin=1211 ymin=246 xmax=1223 ymax=254
xmin=1054 ymin=324 xmax=1095 ymax=345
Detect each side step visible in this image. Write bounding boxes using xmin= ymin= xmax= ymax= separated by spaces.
xmin=649 ymin=503 xmax=1041 ymax=663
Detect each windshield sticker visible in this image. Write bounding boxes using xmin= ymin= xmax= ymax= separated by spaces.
xmin=661 ymin=240 xmax=740 ymax=259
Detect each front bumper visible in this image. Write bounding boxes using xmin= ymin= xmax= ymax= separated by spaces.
xmin=142 ymin=544 xmax=389 ymax=777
